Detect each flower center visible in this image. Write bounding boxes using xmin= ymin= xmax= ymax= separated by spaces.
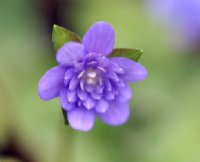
xmin=85 ymin=68 xmax=98 ymax=85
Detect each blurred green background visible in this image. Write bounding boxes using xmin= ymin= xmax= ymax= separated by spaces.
xmin=0 ymin=0 xmax=200 ymax=162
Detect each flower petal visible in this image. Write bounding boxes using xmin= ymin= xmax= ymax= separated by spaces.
xmin=91 ymin=92 xmax=102 ymax=100
xmin=107 ymin=72 xmax=119 ymax=82
xmin=77 ymin=88 xmax=88 ymax=101
xmin=104 ymin=91 xmax=115 ymax=100
xmin=67 ymin=90 xmax=77 ymax=103
xmin=108 ymin=62 xmax=125 ymax=74
xmin=98 ymin=101 xmax=130 ymax=126
xmin=95 ymin=99 xmax=109 ymax=113
xmin=110 ymin=57 xmax=148 ymax=82
xmin=83 ymin=97 xmax=96 ymax=110
xmin=95 ymin=85 xmax=104 ymax=94
xmin=105 ymin=79 xmax=112 ymax=91
xmin=38 ymin=66 xmax=66 ymax=100
xmin=60 ymin=89 xmax=74 ymax=111
xmin=115 ymin=84 xmax=132 ymax=103
xmin=68 ymin=75 xmax=79 ymax=90
xmin=82 ymin=22 xmax=115 ymax=56
xmin=68 ymin=108 xmax=95 ymax=131
xmin=64 ymin=68 xmax=74 ymax=85
xmin=85 ymin=84 xmax=95 ymax=93
xmin=56 ymin=42 xmax=85 ymax=66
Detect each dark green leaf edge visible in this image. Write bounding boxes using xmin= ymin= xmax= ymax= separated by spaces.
xmin=109 ymin=48 xmax=143 ymax=62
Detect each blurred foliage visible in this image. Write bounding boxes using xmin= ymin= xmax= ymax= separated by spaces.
xmin=0 ymin=0 xmax=200 ymax=162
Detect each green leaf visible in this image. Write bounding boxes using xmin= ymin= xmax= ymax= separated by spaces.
xmin=52 ymin=24 xmax=81 ymax=51
xmin=109 ymin=48 xmax=143 ymax=62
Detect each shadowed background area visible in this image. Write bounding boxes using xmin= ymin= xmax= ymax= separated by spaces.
xmin=0 ymin=0 xmax=200 ymax=162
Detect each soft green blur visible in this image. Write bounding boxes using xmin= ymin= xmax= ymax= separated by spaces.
xmin=0 ymin=0 xmax=200 ymax=162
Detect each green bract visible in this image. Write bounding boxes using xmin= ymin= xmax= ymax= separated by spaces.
xmin=110 ymin=48 xmax=143 ymax=62
xmin=52 ymin=25 xmax=81 ymax=51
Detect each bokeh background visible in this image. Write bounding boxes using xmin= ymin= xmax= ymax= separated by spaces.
xmin=0 ymin=0 xmax=200 ymax=162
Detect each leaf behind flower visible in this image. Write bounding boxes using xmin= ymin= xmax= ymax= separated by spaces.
xmin=52 ymin=24 xmax=81 ymax=51
xmin=110 ymin=48 xmax=143 ymax=62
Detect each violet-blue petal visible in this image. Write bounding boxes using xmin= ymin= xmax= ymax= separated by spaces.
xmin=107 ymin=71 xmax=119 ymax=82
xmin=82 ymin=22 xmax=115 ymax=56
xmin=83 ymin=97 xmax=96 ymax=110
xmin=67 ymin=90 xmax=77 ymax=102
xmin=95 ymin=99 xmax=109 ymax=113
xmin=96 ymin=56 xmax=110 ymax=67
xmin=108 ymin=62 xmax=125 ymax=74
xmin=115 ymin=84 xmax=132 ymax=103
xmin=116 ymin=79 xmax=126 ymax=88
xmin=60 ymin=89 xmax=74 ymax=111
xmin=110 ymin=57 xmax=148 ymax=82
xmin=38 ymin=66 xmax=66 ymax=100
xmin=68 ymin=108 xmax=95 ymax=131
xmin=85 ymin=84 xmax=94 ymax=93
xmin=56 ymin=42 xmax=85 ymax=66
xmin=105 ymin=79 xmax=112 ymax=91
xmin=95 ymin=85 xmax=104 ymax=94
xmin=80 ymin=79 xmax=85 ymax=91
xmin=97 ymin=66 xmax=107 ymax=73
xmin=77 ymin=88 xmax=88 ymax=101
xmin=68 ymin=75 xmax=79 ymax=90
xmin=104 ymin=92 xmax=115 ymax=100
xmin=98 ymin=101 xmax=130 ymax=126
xmin=90 ymin=92 xmax=102 ymax=100
xmin=64 ymin=68 xmax=74 ymax=85
xmin=87 ymin=61 xmax=98 ymax=67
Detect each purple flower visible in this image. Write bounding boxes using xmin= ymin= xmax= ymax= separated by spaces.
xmin=38 ymin=22 xmax=147 ymax=131
xmin=147 ymin=0 xmax=200 ymax=46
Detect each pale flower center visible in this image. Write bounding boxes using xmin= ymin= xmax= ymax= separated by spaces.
xmin=86 ymin=69 xmax=97 ymax=85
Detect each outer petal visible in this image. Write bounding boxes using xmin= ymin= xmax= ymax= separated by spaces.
xmin=98 ymin=101 xmax=130 ymax=126
xmin=60 ymin=89 xmax=74 ymax=111
xmin=115 ymin=84 xmax=132 ymax=103
xmin=38 ymin=66 xmax=66 ymax=100
xmin=67 ymin=108 xmax=95 ymax=131
xmin=82 ymin=22 xmax=115 ymax=56
xmin=56 ymin=42 xmax=85 ymax=66
xmin=110 ymin=57 xmax=148 ymax=82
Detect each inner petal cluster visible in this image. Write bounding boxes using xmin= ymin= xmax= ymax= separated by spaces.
xmin=62 ymin=53 xmax=126 ymax=113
